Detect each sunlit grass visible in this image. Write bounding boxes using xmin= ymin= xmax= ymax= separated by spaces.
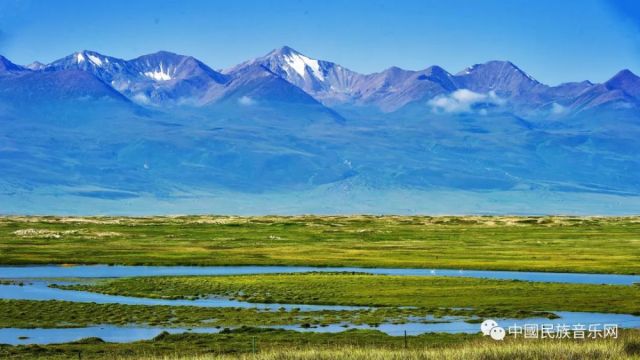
xmin=154 ymin=338 xmax=640 ymax=360
xmin=5 ymin=328 xmax=640 ymax=360
xmin=1 ymin=215 xmax=639 ymax=274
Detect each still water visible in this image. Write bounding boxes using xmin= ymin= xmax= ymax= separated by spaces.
xmin=1 ymin=265 xmax=638 ymax=285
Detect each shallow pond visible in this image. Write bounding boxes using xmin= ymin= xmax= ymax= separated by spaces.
xmin=1 ymin=265 xmax=638 ymax=285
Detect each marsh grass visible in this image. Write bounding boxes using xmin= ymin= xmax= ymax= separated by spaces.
xmin=1 ymin=299 xmax=426 ymax=328
xmin=58 ymin=273 xmax=640 ymax=315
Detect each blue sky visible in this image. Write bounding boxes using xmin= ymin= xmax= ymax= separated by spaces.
xmin=0 ymin=0 xmax=638 ymax=85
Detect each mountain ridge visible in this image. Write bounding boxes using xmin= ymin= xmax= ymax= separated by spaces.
xmin=5 ymin=46 xmax=637 ymax=115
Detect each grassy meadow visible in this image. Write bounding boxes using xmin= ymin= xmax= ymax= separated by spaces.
xmin=1 ymin=215 xmax=639 ymax=273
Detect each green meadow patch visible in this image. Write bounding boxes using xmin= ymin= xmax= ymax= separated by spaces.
xmin=56 ymin=273 xmax=640 ymax=315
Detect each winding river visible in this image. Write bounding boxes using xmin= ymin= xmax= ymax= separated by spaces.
xmin=1 ymin=264 xmax=638 ymax=285
xmin=1 ymin=265 xmax=638 ymax=344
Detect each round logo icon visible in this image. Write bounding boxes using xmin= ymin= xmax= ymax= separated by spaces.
xmin=480 ymin=319 xmax=498 ymax=336
xmin=490 ymin=326 xmax=506 ymax=341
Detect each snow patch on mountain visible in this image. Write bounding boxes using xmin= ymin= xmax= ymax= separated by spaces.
xmin=143 ymin=63 xmax=172 ymax=81
xmin=87 ymin=54 xmax=103 ymax=66
xmin=283 ymin=51 xmax=324 ymax=80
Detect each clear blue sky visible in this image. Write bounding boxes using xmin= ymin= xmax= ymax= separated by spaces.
xmin=0 ymin=0 xmax=638 ymax=85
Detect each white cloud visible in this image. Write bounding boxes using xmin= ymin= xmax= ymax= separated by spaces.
xmin=238 ymin=96 xmax=256 ymax=106
xmin=551 ymin=102 xmax=566 ymax=115
xmin=428 ymin=89 xmax=504 ymax=113
xmin=132 ymin=93 xmax=150 ymax=105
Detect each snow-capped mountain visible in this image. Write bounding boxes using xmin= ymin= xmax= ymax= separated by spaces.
xmin=22 ymin=49 xmax=329 ymax=110
xmin=25 ymin=61 xmax=46 ymax=71
xmin=227 ymin=47 xmax=494 ymax=111
xmin=128 ymin=51 xmax=228 ymax=84
xmin=226 ymin=46 xmax=363 ymax=105
xmin=1 ymin=47 xmax=640 ymax=214
xmin=43 ymin=50 xmax=230 ymax=105
xmin=124 ymin=51 xmax=230 ymax=105
xmin=0 ymin=52 xmax=131 ymax=106
xmin=227 ymin=46 xmax=460 ymax=110
xmin=221 ymin=62 xmax=328 ymax=105
xmin=6 ymin=46 xmax=639 ymax=115
xmin=225 ymin=47 xmax=640 ymax=114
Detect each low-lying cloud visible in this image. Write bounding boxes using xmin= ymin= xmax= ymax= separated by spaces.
xmin=551 ymin=102 xmax=566 ymax=115
xmin=428 ymin=89 xmax=504 ymax=114
xmin=238 ymin=96 xmax=256 ymax=106
xmin=132 ymin=93 xmax=150 ymax=105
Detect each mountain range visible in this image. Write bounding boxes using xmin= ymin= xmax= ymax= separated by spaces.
xmin=0 ymin=46 xmax=639 ymax=214
xmin=1 ymin=46 xmax=639 ymax=113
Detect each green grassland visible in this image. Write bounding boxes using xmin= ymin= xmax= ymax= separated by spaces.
xmin=1 ymin=215 xmax=640 ymax=273
xmin=56 ymin=273 xmax=640 ymax=315
xmin=2 ymin=328 xmax=639 ymax=360
xmin=2 ymin=215 xmax=640 ymax=359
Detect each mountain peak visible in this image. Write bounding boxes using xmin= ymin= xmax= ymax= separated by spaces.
xmin=129 ymin=51 xmax=227 ymax=84
xmin=130 ymin=51 xmax=192 ymax=64
xmin=605 ymin=69 xmax=640 ymax=98
xmin=453 ymin=60 xmax=540 ymax=96
xmin=458 ymin=60 xmax=536 ymax=82
xmin=77 ymin=49 xmax=104 ymax=55
xmin=26 ymin=61 xmax=46 ymax=71
xmin=423 ymin=65 xmax=452 ymax=77
xmin=49 ymin=50 xmax=117 ymax=69
xmin=135 ymin=50 xmax=183 ymax=59
xmin=271 ymin=45 xmax=302 ymax=56
xmin=383 ymin=66 xmax=407 ymax=73
xmin=259 ymin=46 xmax=325 ymax=81
xmin=608 ymin=69 xmax=639 ymax=82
